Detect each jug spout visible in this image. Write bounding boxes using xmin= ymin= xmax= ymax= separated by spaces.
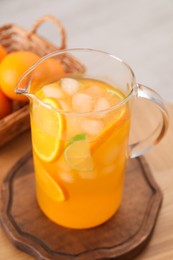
xmin=15 ymin=68 xmax=33 ymax=97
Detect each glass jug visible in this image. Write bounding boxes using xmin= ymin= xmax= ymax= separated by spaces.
xmin=16 ymin=49 xmax=169 ymax=229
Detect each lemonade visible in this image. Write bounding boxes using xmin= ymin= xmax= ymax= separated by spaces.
xmin=30 ymin=77 xmax=130 ymax=229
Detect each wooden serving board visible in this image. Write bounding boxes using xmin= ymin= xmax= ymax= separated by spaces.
xmin=0 ymin=151 xmax=162 ymax=260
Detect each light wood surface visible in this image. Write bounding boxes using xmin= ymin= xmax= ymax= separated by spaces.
xmin=0 ymin=103 xmax=173 ymax=260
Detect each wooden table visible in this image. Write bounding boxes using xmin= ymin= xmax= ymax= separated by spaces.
xmin=0 ymin=104 xmax=173 ymax=260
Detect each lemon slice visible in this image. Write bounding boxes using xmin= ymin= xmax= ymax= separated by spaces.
xmin=36 ymin=167 xmax=65 ymax=202
xmin=31 ymin=97 xmax=65 ymax=162
xmin=64 ymin=138 xmax=94 ymax=171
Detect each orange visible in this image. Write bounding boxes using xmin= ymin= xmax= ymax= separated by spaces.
xmin=0 ymin=45 xmax=7 ymax=63
xmin=0 ymin=88 xmax=12 ymax=119
xmin=30 ymin=58 xmax=65 ymax=93
xmin=33 ymin=57 xmax=64 ymax=80
xmin=0 ymin=51 xmax=40 ymax=102
xmin=31 ymin=97 xmax=65 ymax=162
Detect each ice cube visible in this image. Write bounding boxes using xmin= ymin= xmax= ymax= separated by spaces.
xmin=65 ymin=116 xmax=83 ymax=138
xmin=61 ymin=78 xmax=80 ymax=95
xmin=85 ymin=85 xmax=103 ymax=97
xmin=72 ymin=93 xmax=93 ymax=113
xmin=94 ymin=97 xmax=110 ymax=112
xmin=42 ymin=84 xmax=64 ymax=98
xmin=81 ymin=119 xmax=104 ymax=135
xmin=102 ymin=164 xmax=117 ymax=175
xmin=79 ymin=170 xmax=97 ymax=179
xmin=59 ymin=171 xmax=74 ymax=183
xmin=59 ymin=100 xmax=71 ymax=112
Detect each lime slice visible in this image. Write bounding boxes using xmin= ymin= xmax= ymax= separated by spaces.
xmin=36 ymin=167 xmax=65 ymax=202
xmin=69 ymin=133 xmax=86 ymax=144
xmin=31 ymin=97 xmax=65 ymax=162
xmin=64 ymin=136 xmax=94 ymax=171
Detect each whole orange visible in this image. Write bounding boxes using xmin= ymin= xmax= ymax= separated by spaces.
xmin=0 ymin=51 xmax=40 ymax=102
xmin=30 ymin=57 xmax=65 ymax=93
xmin=0 ymin=88 xmax=12 ymax=119
xmin=0 ymin=45 xmax=7 ymax=62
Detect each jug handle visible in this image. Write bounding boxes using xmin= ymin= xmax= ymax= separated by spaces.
xmin=27 ymin=15 xmax=66 ymax=50
xmin=129 ymin=84 xmax=169 ymax=158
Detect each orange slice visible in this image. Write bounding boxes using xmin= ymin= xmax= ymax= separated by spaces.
xmin=31 ymin=97 xmax=65 ymax=162
xmin=91 ymin=89 xmax=127 ymax=152
xmin=91 ymin=108 xmax=126 ymax=152
xmin=36 ymin=166 xmax=65 ymax=202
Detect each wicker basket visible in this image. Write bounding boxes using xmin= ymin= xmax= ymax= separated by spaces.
xmin=0 ymin=15 xmax=84 ymax=147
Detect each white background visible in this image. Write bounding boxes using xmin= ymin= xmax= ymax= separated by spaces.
xmin=0 ymin=0 xmax=172 ymax=102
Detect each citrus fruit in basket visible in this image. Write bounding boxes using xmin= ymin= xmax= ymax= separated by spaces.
xmin=30 ymin=57 xmax=65 ymax=93
xmin=0 ymin=51 xmax=40 ymax=102
xmin=0 ymin=88 xmax=12 ymax=119
xmin=33 ymin=57 xmax=65 ymax=80
xmin=0 ymin=45 xmax=7 ymax=62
